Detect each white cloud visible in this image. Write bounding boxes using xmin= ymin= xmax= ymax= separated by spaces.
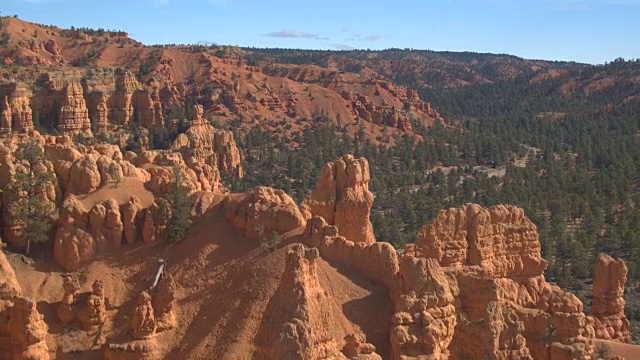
xmin=263 ymin=30 xmax=329 ymax=40
xmin=347 ymin=33 xmax=387 ymax=42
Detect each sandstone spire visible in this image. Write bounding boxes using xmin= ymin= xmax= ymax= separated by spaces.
xmin=301 ymin=155 xmax=375 ymax=244
xmin=7 ymin=297 xmax=50 ymax=360
xmin=58 ymin=82 xmax=92 ymax=135
xmin=0 ymin=96 xmax=12 ymax=135
xmin=591 ymin=254 xmax=630 ymax=343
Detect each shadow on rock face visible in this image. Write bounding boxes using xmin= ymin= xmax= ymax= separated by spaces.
xmin=343 ymin=291 xmax=392 ymax=359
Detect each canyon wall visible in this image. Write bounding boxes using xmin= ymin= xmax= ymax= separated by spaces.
xmin=0 ymin=68 xmax=163 ymax=136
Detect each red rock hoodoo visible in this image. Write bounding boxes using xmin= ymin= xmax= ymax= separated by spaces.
xmin=256 ymin=243 xmax=379 ymax=359
xmin=57 ymin=82 xmax=92 ymax=135
xmin=7 ymin=296 xmax=50 ymax=360
xmin=591 ymin=254 xmax=630 ymax=343
xmin=224 ymin=186 xmax=306 ymax=240
xmin=301 ymin=155 xmax=375 ymax=245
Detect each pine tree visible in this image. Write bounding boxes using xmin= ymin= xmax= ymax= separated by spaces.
xmin=6 ymin=141 xmax=56 ymax=255
xmin=165 ymin=165 xmax=191 ymax=243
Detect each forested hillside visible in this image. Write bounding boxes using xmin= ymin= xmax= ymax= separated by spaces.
xmin=243 ymin=47 xmax=585 ymax=89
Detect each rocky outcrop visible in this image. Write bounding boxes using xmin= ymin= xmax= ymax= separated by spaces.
xmin=1 ymin=96 xmax=13 ymax=135
xmin=57 ymin=82 xmax=91 ymax=135
xmin=301 ymin=155 xmax=375 ymax=244
xmin=89 ymin=199 xmax=125 ymax=250
xmin=305 ymin=216 xmax=399 ymax=290
xmin=257 ymin=243 xmax=345 ymax=359
xmin=224 ymin=186 xmax=306 ymax=240
xmin=79 ymin=280 xmax=107 ymax=331
xmin=45 ymin=143 xmax=149 ymax=196
xmin=132 ymin=89 xmax=164 ymax=129
xmin=307 ymin=215 xmax=453 ymax=359
xmin=54 ymin=197 xmax=110 ymax=271
xmin=171 ymin=104 xmax=244 ymax=178
xmin=213 ymin=129 xmax=243 ymax=177
xmin=350 ymin=95 xmax=412 ymax=132
xmin=132 ymin=291 xmax=157 ymax=340
xmin=57 ymin=276 xmax=81 ymax=325
xmin=143 ymin=152 xmax=214 ymax=195
xmin=414 ymin=203 xmax=547 ymax=277
xmin=0 ymin=68 xmax=158 ymax=133
xmin=44 ymin=39 xmax=62 ymax=63
xmin=342 ymin=334 xmax=381 ymax=360
xmin=53 ymin=193 xmax=151 ymax=271
xmin=0 ymin=83 xmax=34 ymax=132
xmin=7 ymin=296 xmax=50 ymax=360
xmin=411 ymin=204 xmax=594 ymax=360
xmin=391 ymin=257 xmax=456 ymax=359
xmin=86 ymin=92 xmax=109 ymax=132
xmin=0 ymin=136 xmax=201 ymax=271
xmin=152 ymin=273 xmax=177 ymax=332
xmin=304 ymin=203 xmax=596 ymax=360
xmin=104 ymin=340 xmax=161 ymax=360
xmin=104 ymin=277 xmax=167 ymax=360
xmin=132 ymin=150 xmax=225 ymax=195
xmin=142 ymin=198 xmax=171 ymax=244
xmin=0 ymin=247 xmax=21 ymax=300
xmin=184 ymin=156 xmax=225 ymax=194
xmin=591 ymin=254 xmax=630 ymax=343
xmin=80 ymin=68 xmax=141 ymax=130
xmin=0 ymin=246 xmax=22 ymax=356
xmin=111 ymin=70 xmax=138 ymax=125
xmin=122 ymin=196 xmax=143 ymax=245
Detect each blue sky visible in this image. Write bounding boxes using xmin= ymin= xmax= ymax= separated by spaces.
xmin=3 ymin=0 xmax=640 ymax=64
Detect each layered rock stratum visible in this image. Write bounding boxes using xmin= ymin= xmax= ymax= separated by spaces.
xmin=0 ymin=17 xmax=442 ymax=143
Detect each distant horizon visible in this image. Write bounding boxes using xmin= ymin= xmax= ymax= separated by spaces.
xmin=3 ymin=0 xmax=640 ymax=65
xmin=4 ymin=14 xmax=624 ymax=66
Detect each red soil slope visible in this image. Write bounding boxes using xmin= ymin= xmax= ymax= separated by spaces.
xmin=9 ymin=200 xmax=391 ymax=359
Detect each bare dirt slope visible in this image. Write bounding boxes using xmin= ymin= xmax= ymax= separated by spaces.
xmin=77 ymin=178 xmax=155 ymax=209
xmin=597 ymin=340 xmax=640 ymax=360
xmin=7 ymin=200 xmax=391 ymax=359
